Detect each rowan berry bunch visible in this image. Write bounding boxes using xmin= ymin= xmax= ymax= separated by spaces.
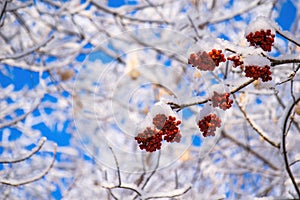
xmin=135 ymin=114 xmax=181 ymax=152
xmin=246 ymin=29 xmax=275 ymax=52
xmin=160 ymin=116 xmax=182 ymax=143
xmin=188 ymin=51 xmax=216 ymax=71
xmin=135 ymin=127 xmax=163 ymax=152
xmin=244 ymin=65 xmax=272 ymax=82
xmin=211 ymin=92 xmax=233 ymax=110
xmin=208 ymin=49 xmax=226 ymax=66
xmin=198 ymin=113 xmax=222 ymax=137
xmin=228 ymin=55 xmax=243 ymax=67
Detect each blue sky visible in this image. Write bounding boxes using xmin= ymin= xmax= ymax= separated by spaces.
xmin=0 ymin=0 xmax=298 ymax=199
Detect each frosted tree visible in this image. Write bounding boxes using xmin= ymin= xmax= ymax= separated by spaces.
xmin=0 ymin=0 xmax=300 ymax=199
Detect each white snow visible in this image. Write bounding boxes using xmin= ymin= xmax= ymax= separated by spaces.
xmin=245 ymin=16 xmax=275 ymax=36
xmin=243 ymin=55 xmax=271 ymax=66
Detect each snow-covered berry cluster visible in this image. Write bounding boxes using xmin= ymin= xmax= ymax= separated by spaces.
xmin=211 ymin=91 xmax=233 ymax=110
xmin=135 ymin=114 xmax=181 ymax=152
xmin=244 ymin=65 xmax=272 ymax=82
xmin=208 ymin=49 xmax=226 ymax=66
xmin=135 ymin=127 xmax=163 ymax=152
xmin=246 ymin=29 xmax=275 ymax=52
xmin=188 ymin=51 xmax=216 ymax=71
xmin=228 ymin=55 xmax=243 ymax=68
xmin=198 ymin=113 xmax=222 ymax=137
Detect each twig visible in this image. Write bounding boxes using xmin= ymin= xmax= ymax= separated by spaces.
xmin=233 ymin=94 xmax=280 ymax=149
xmin=275 ymin=29 xmax=300 ymax=47
xmin=141 ymin=151 xmax=161 ymax=190
xmin=0 ymin=1 xmax=8 ymax=23
xmin=0 ymin=137 xmax=47 ymax=164
xmin=0 ymin=99 xmax=41 ymax=129
xmin=90 ymin=0 xmax=172 ymax=25
xmin=187 ymin=14 xmax=201 ymax=41
xmin=221 ymin=130 xmax=278 ymax=171
xmin=144 ymin=185 xmax=192 ymax=200
xmin=198 ymin=0 xmax=263 ymax=28
xmin=263 ymin=54 xmax=300 ymax=66
xmin=102 ymin=184 xmax=142 ymax=197
xmin=169 ymin=78 xmax=255 ymax=111
xmin=290 ymin=159 xmax=300 ymax=167
xmin=108 ymin=146 xmax=121 ymax=186
xmin=281 ymin=96 xmax=300 ymax=198
xmin=0 ymin=144 xmax=57 ymax=186
xmin=0 ymin=35 xmax=55 ymax=61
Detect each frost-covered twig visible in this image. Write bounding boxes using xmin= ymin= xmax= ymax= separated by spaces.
xmin=233 ymin=94 xmax=280 ymax=149
xmin=90 ymin=0 xmax=172 ymax=24
xmin=108 ymin=146 xmax=121 ymax=186
xmin=263 ymin=54 xmax=300 ymax=66
xmin=0 ymin=143 xmax=57 ymax=187
xmin=0 ymin=137 xmax=46 ymax=164
xmin=281 ymin=96 xmax=300 ymax=198
xmin=198 ymin=0 xmax=263 ymax=27
xmin=169 ymin=79 xmax=255 ymax=111
xmin=0 ymin=99 xmax=41 ymax=129
xmin=141 ymin=151 xmax=161 ymax=190
xmin=275 ymin=29 xmax=300 ymax=47
xmin=0 ymin=35 xmax=55 ymax=61
xmin=221 ymin=130 xmax=278 ymax=171
xmin=144 ymin=185 xmax=192 ymax=199
xmin=102 ymin=183 xmax=143 ymax=197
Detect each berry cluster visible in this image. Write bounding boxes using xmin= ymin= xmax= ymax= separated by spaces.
xmin=246 ymin=29 xmax=275 ymax=52
xmin=135 ymin=114 xmax=181 ymax=152
xmin=188 ymin=51 xmax=216 ymax=71
xmin=228 ymin=55 xmax=243 ymax=68
xmin=244 ymin=65 xmax=272 ymax=82
xmin=198 ymin=113 xmax=222 ymax=137
xmin=211 ymin=92 xmax=233 ymax=110
xmin=161 ymin=116 xmax=182 ymax=143
xmin=135 ymin=127 xmax=163 ymax=152
xmin=208 ymin=49 xmax=226 ymax=66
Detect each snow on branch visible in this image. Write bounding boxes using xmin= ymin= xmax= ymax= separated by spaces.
xmin=0 ymin=35 xmax=55 ymax=61
xmin=143 ymin=185 xmax=192 ymax=199
xmin=0 ymin=143 xmax=57 ymax=187
xmin=0 ymin=137 xmax=46 ymax=164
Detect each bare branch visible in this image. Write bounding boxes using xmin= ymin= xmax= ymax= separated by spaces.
xmin=281 ymin=96 xmax=300 ymax=198
xmin=275 ymin=29 xmax=300 ymax=47
xmin=108 ymin=146 xmax=121 ymax=187
xmin=0 ymin=0 xmax=8 ymax=23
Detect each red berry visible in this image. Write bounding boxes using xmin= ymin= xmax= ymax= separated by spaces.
xmin=228 ymin=55 xmax=243 ymax=67
xmin=244 ymin=65 xmax=272 ymax=82
xmin=246 ymin=29 xmax=275 ymax=52
xmin=211 ymin=92 xmax=233 ymax=110
xmin=208 ymin=49 xmax=226 ymax=66
xmin=135 ymin=127 xmax=163 ymax=152
xmin=160 ymin=116 xmax=182 ymax=143
xmin=135 ymin=114 xmax=182 ymax=152
xmin=198 ymin=114 xmax=221 ymax=137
